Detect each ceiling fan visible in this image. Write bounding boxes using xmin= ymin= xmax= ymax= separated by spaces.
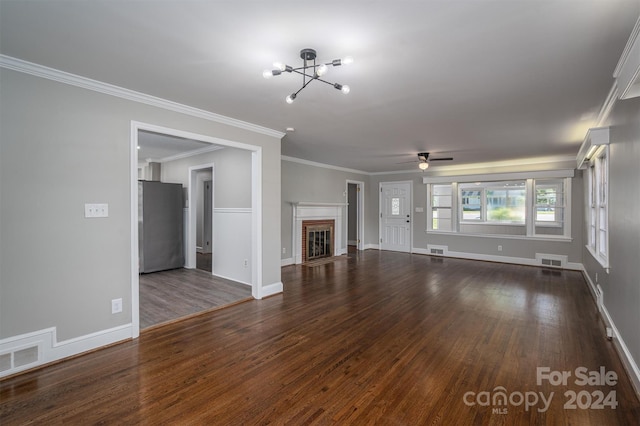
xmin=399 ymin=152 xmax=454 ymax=170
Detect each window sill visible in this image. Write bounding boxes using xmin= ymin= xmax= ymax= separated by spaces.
xmin=459 ymin=221 xmax=525 ymax=227
xmin=535 ymin=222 xmax=563 ymax=228
xmin=585 ymin=245 xmax=610 ymax=272
xmin=426 ymin=230 xmax=572 ymax=242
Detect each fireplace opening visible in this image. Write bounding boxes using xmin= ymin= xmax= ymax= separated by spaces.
xmin=302 ymin=220 xmax=335 ymax=263
xmin=307 ymin=225 xmax=331 ymax=260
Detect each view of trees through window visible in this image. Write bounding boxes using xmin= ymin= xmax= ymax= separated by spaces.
xmin=460 ymin=182 xmax=525 ymax=223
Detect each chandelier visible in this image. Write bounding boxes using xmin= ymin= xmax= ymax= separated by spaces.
xmin=263 ymin=48 xmax=353 ymax=103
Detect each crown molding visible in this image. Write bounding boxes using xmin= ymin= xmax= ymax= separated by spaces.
xmin=281 ymin=155 xmax=369 ymax=175
xmin=613 ymin=16 xmax=640 ymax=78
xmin=596 ymin=83 xmax=619 ymax=127
xmin=0 ymin=54 xmax=285 ymax=139
xmin=157 ymin=144 xmax=224 ymax=163
xmin=613 ymin=16 xmax=640 ymax=99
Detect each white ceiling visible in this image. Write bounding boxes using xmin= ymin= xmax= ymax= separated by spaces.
xmin=1 ymin=1 xmax=638 ymax=173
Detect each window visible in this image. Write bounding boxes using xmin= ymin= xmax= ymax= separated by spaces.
xmin=588 ymin=164 xmax=597 ymax=247
xmin=391 ymin=197 xmax=400 ymax=215
xmin=431 ymin=184 xmax=453 ymax=231
xmin=426 ymin=174 xmax=572 ymax=240
xmin=533 ymin=179 xmax=567 ymax=236
xmin=461 ymin=189 xmax=482 ymax=220
xmin=587 ymin=150 xmax=608 ymax=266
xmin=459 ymin=181 xmax=525 ymax=224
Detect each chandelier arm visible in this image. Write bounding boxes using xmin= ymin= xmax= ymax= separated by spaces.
xmin=315 ymin=77 xmax=339 ymax=87
xmin=292 ymin=78 xmax=315 ymax=98
xmin=291 ymin=69 xmax=316 ymax=79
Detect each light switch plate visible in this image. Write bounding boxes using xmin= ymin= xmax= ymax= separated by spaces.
xmin=85 ymin=203 xmax=109 ymax=218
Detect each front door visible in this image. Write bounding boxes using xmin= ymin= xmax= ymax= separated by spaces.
xmin=380 ymin=182 xmax=411 ymax=252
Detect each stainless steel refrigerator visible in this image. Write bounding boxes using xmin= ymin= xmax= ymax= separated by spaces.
xmin=138 ymin=180 xmax=185 ymax=273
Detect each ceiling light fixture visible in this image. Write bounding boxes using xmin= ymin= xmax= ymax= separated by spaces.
xmin=418 ymin=161 xmax=429 ymax=170
xmin=263 ymin=48 xmax=352 ymax=103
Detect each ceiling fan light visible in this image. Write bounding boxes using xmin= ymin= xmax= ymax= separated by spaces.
xmin=419 ymin=162 xmax=429 ymax=170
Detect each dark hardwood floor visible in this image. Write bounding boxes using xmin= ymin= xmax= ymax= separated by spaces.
xmin=139 ymin=267 xmax=252 ymax=329
xmin=2 ymin=251 xmax=639 ymax=424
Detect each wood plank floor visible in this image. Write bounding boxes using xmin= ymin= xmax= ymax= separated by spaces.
xmin=2 ymin=251 xmax=639 ymax=425
xmin=139 ymin=267 xmax=252 ymax=329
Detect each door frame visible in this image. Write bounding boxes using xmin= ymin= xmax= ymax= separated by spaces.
xmin=379 ymin=180 xmax=413 ymax=252
xmin=130 ymin=121 xmax=263 ymax=338
xmin=345 ymin=180 xmax=365 ymax=251
xmin=187 ymin=164 xmax=214 ymax=271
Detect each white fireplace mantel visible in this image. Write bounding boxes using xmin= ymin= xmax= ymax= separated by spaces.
xmin=292 ymin=202 xmax=347 ymax=264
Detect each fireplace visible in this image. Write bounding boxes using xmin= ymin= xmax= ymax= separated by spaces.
xmin=302 ymin=220 xmax=334 ymax=262
xmin=291 ymin=202 xmax=345 ymax=265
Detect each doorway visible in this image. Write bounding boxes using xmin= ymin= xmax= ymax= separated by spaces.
xmin=130 ymin=121 xmax=263 ymax=337
xmin=194 ymin=170 xmax=213 ymax=273
xmin=379 ymin=181 xmax=412 ymax=253
xmin=346 ymin=180 xmax=365 ymax=251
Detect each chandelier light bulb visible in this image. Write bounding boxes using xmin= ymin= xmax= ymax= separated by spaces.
xmin=262 ymin=69 xmax=273 ymax=79
xmin=340 ymin=84 xmax=350 ymax=94
xmin=286 ymin=93 xmax=296 ymax=104
xmin=273 ymin=62 xmax=286 ymax=71
xmin=342 ymin=56 xmax=354 ymax=65
xmin=419 ymin=162 xmax=429 ymax=170
xmin=316 ymin=64 xmax=328 ymax=77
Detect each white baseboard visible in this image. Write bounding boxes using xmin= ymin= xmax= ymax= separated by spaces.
xmin=260 ymin=281 xmax=283 ymax=299
xmin=212 ymin=272 xmax=251 ymax=286
xmin=281 ymin=257 xmax=294 ymax=267
xmin=414 ymin=246 xmax=582 ymax=271
xmin=364 ymin=244 xmax=379 ymax=250
xmin=0 ymin=324 xmax=132 ymax=378
xmin=581 ymin=269 xmax=640 ymax=399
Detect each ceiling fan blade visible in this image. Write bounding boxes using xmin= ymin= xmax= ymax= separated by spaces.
xmin=396 ymin=160 xmax=419 ymax=164
xmin=429 ymin=157 xmax=454 ymax=161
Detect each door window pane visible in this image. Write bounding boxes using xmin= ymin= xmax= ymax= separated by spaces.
xmin=391 ymin=198 xmax=400 ymax=215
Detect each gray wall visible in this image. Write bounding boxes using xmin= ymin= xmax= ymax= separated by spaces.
xmin=161 ymin=147 xmax=252 ymax=208
xmin=583 ymin=96 xmax=640 ymax=370
xmin=281 ymin=160 xmax=369 ymax=259
xmin=0 ymin=69 xmax=281 ymax=341
xmin=368 ymin=171 xmax=584 ymax=263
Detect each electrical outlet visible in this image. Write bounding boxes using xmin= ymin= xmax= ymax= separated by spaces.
xmin=282 ymin=247 xmax=286 ymax=254
xmin=111 ymin=298 xmax=123 ymax=314
xmin=243 ymin=259 xmax=248 ymax=268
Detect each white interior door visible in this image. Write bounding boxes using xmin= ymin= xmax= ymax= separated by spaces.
xmin=380 ymin=182 xmax=411 ymax=252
